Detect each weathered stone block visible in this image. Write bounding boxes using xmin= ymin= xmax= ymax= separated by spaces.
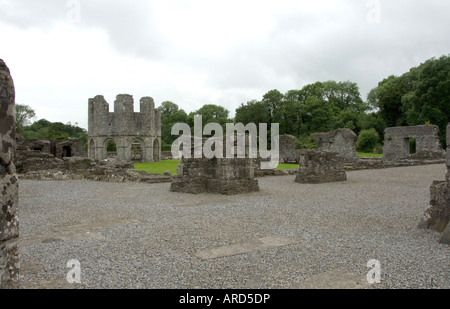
xmin=171 ymin=136 xmax=259 ymax=195
xmin=313 ymin=129 xmax=357 ymax=163
xmin=295 ymin=150 xmax=347 ymax=184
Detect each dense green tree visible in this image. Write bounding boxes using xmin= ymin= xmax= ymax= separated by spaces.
xmin=234 ymin=100 xmax=271 ymax=125
xmin=187 ymin=104 xmax=231 ymax=136
xmin=302 ymin=97 xmax=335 ymax=133
xmin=21 ymin=118 xmax=86 ymax=141
xmin=356 ymin=128 xmax=381 ymax=153
xmin=367 ymin=75 xmax=408 ymax=128
xmin=159 ymin=101 xmax=188 ymax=148
xmin=15 ymin=104 xmax=36 ymax=133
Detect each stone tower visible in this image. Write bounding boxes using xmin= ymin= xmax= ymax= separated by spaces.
xmin=88 ymin=94 xmax=161 ymax=162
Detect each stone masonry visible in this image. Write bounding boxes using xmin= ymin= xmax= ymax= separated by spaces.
xmin=0 ymin=59 xmax=19 ymax=289
xmin=418 ymin=123 xmax=450 ymax=244
xmin=383 ymin=125 xmax=444 ymax=162
xmin=279 ymin=135 xmax=301 ymax=163
xmin=295 ymin=150 xmax=347 ymax=184
xmin=313 ymin=129 xmax=357 ymax=163
xmin=171 ymin=134 xmax=259 ymax=194
xmin=88 ymin=94 xmax=161 ymax=162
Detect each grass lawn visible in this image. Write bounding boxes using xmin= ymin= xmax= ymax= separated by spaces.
xmin=276 ymin=163 xmax=299 ymax=170
xmin=134 ymin=160 xmax=179 ymax=176
xmin=135 ymin=153 xmax=383 ymax=175
xmin=357 ymin=152 xmax=383 ymax=158
xmin=134 ymin=160 xmax=300 ymax=175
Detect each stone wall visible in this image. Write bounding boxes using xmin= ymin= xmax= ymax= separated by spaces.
xmin=295 ymin=150 xmax=347 ymax=184
xmin=171 ymin=135 xmax=259 ymax=194
xmin=313 ymin=129 xmax=357 ymax=163
xmin=279 ymin=135 xmax=301 ymax=163
xmin=383 ymin=125 xmax=444 ymax=162
xmin=0 ymin=59 xmax=19 ymax=289
xmin=418 ymin=123 xmax=450 ymax=244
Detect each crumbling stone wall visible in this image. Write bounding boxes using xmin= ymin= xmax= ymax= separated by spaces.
xmin=295 ymin=150 xmax=347 ymax=184
xmin=15 ymin=139 xmax=86 ymax=173
xmin=383 ymin=125 xmax=444 ymax=162
xmin=313 ymin=129 xmax=357 ymax=163
xmin=418 ymin=123 xmax=450 ymax=244
xmin=0 ymin=59 xmax=19 ymax=289
xmin=171 ymin=135 xmax=259 ymax=194
xmin=279 ymin=135 xmax=301 ymax=163
xmin=88 ymin=94 xmax=161 ymax=162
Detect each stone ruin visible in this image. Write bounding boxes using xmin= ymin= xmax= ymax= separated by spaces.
xmin=88 ymin=94 xmax=161 ymax=163
xmin=170 ymin=134 xmax=259 ymax=194
xmin=383 ymin=125 xmax=445 ymax=162
xmin=279 ymin=135 xmax=301 ymax=163
xmin=15 ymin=138 xmax=86 ymax=173
xmin=0 ymin=59 xmax=19 ymax=289
xmin=295 ymin=150 xmax=347 ymax=184
xmin=17 ymin=138 xmax=86 ymax=159
xmin=313 ymin=129 xmax=357 ymax=163
xmin=418 ymin=123 xmax=450 ymax=244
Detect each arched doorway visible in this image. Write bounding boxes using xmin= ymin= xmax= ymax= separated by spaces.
xmin=105 ymin=139 xmax=117 ymax=159
xmin=153 ymin=139 xmax=160 ymax=162
xmin=131 ymin=139 xmax=144 ymax=162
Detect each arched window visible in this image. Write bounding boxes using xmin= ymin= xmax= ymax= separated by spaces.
xmin=105 ymin=140 xmax=117 ymax=158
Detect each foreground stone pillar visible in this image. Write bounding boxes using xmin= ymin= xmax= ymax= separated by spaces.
xmin=0 ymin=59 xmax=20 ymax=288
xmin=295 ymin=150 xmax=347 ymax=184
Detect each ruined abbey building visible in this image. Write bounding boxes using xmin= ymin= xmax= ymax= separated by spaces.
xmin=88 ymin=94 xmax=162 ymax=163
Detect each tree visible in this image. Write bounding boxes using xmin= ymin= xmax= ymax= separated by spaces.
xmin=235 ymin=100 xmax=271 ymax=125
xmin=367 ymin=75 xmax=408 ymax=128
xmin=356 ymin=129 xmax=380 ymax=153
xmin=15 ymin=104 xmax=36 ymax=133
xmin=159 ymin=101 xmax=188 ymax=148
xmin=302 ymin=97 xmax=335 ymax=133
xmin=188 ymin=104 xmax=230 ymax=131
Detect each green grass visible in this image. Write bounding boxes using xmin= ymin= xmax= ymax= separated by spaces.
xmin=357 ymin=152 xmax=383 ymax=158
xmin=276 ymin=163 xmax=299 ymax=170
xmin=134 ymin=160 xmax=179 ymax=176
xmin=134 ymin=160 xmax=300 ymax=175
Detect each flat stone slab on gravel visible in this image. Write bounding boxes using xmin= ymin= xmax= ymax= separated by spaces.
xmin=194 ymin=237 xmax=298 ymax=260
xmin=294 ymin=268 xmax=370 ymax=289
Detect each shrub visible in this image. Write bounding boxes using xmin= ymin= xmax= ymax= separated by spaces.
xmin=357 ymin=128 xmax=380 ymax=153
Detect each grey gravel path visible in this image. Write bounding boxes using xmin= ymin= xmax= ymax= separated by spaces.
xmin=18 ymin=164 xmax=450 ymax=289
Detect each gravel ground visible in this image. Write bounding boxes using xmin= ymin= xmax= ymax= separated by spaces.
xmin=18 ymin=164 xmax=450 ymax=289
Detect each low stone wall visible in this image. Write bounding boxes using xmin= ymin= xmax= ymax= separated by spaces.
xmin=18 ymin=157 xmax=172 ymax=184
xmin=295 ymin=150 xmax=347 ymax=184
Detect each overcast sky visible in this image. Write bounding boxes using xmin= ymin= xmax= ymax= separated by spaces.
xmin=1 ymin=0 xmax=449 ymax=129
